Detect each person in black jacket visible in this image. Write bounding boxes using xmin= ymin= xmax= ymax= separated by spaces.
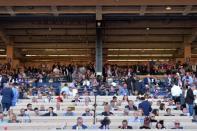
xmin=185 ymin=85 xmax=195 ymax=116
xmin=125 ymin=100 xmax=137 ymax=111
xmin=1 ymin=84 xmax=14 ymax=111
xmin=42 ymin=107 xmax=57 ymax=116
xmin=126 ymin=75 xmax=135 ymax=95
xmin=118 ymin=120 xmax=133 ymax=129
xmin=99 ymin=117 xmax=111 ymax=129
xmin=139 ymin=117 xmax=151 ymax=129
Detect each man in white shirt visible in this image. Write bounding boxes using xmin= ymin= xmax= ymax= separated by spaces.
xmin=171 ymin=82 xmax=182 ymax=104
xmin=53 ymin=66 xmax=60 ymax=75
xmin=60 ymin=83 xmax=72 ymax=96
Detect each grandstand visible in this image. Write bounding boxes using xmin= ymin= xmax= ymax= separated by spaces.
xmin=0 ymin=0 xmax=197 ymax=131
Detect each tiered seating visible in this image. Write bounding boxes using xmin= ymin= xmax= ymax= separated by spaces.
xmin=2 ymin=96 xmax=197 ymax=130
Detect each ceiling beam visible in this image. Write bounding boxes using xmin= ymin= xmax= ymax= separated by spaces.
xmin=14 ymin=43 xmax=95 ymax=49
xmin=3 ymin=20 xmax=197 ymax=29
xmin=1 ymin=9 xmax=197 ymax=15
xmin=104 ymin=43 xmax=181 ymax=49
xmin=11 ymin=35 xmax=182 ymax=43
xmin=51 ymin=6 xmax=59 ymax=16
xmin=183 ymin=5 xmax=192 ymax=16
xmin=5 ymin=28 xmax=191 ymax=36
xmin=6 ymin=6 xmax=15 ymax=16
xmin=140 ymin=5 xmax=147 ymax=16
xmin=13 ymin=42 xmax=182 ymax=49
xmin=0 ymin=0 xmax=196 ymax=6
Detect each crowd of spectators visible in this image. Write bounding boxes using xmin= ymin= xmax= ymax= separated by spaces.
xmin=0 ymin=61 xmax=197 ymax=129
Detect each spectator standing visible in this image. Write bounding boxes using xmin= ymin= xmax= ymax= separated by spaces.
xmin=171 ymin=81 xmax=182 ymax=104
xmin=11 ymin=83 xmax=19 ymax=106
xmin=185 ymin=85 xmax=195 ymax=116
xmin=138 ymin=95 xmax=152 ymax=116
xmin=1 ymin=83 xmax=14 ymax=111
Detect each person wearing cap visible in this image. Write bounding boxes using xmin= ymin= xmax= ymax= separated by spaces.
xmin=185 ymin=85 xmax=195 ymax=116
xmin=171 ymin=120 xmax=183 ymax=129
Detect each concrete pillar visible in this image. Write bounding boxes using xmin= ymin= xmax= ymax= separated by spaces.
xmin=6 ymin=45 xmax=13 ymax=63
xmin=184 ymin=43 xmax=191 ymax=62
xmin=95 ymin=21 xmax=103 ymax=75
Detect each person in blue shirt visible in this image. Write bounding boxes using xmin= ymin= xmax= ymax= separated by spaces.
xmin=72 ymin=117 xmax=88 ymax=130
xmin=64 ymin=107 xmax=75 ymax=116
xmin=182 ymin=72 xmax=193 ymax=86
xmin=119 ymin=83 xmax=129 ymax=96
xmin=138 ymin=95 xmax=152 ymax=116
xmin=11 ymin=83 xmax=19 ymax=106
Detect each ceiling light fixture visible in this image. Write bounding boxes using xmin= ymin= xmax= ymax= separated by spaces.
xmin=166 ymin=6 xmax=172 ymax=10
xmin=0 ymin=49 xmax=5 ymax=52
xmin=146 ymin=27 xmax=150 ymax=30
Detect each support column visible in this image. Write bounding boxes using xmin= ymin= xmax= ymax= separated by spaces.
xmin=184 ymin=43 xmax=191 ymax=63
xmin=6 ymin=45 xmax=13 ymax=67
xmin=95 ymin=21 xmax=103 ymax=75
